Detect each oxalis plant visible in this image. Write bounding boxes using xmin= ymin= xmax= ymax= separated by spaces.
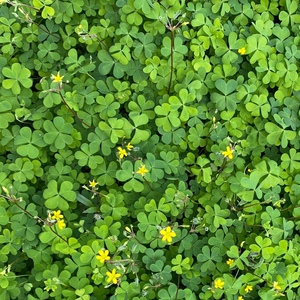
xmin=1 ymin=0 xmax=300 ymax=299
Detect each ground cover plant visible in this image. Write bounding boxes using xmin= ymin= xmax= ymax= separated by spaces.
xmin=1 ymin=0 xmax=300 ymax=299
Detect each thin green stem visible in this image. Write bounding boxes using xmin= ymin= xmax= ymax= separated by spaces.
xmin=13 ymin=201 xmax=44 ymax=223
xmin=33 ymin=20 xmax=60 ymax=41
xmin=174 ymin=274 xmax=180 ymax=300
xmin=49 ymin=226 xmax=68 ymax=244
xmin=9 ymin=2 xmax=60 ymax=41
xmin=170 ymin=197 xmax=189 ymax=224
xmin=168 ymin=29 xmax=175 ymax=94
xmin=79 ymin=33 xmax=107 ymax=49
xmin=7 ymin=0 xmax=39 ymax=10
xmin=212 ymin=159 xmax=227 ymax=183
xmin=58 ymin=90 xmax=91 ymax=128
xmin=144 ymin=178 xmax=153 ymax=191
xmin=280 ymin=204 xmax=300 ymax=212
xmin=235 ymin=200 xmax=272 ymax=211
xmin=1 ymin=192 xmax=68 ymax=244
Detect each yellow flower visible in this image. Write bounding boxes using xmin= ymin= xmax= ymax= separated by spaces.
xmin=214 ymin=278 xmax=224 ymax=289
xmin=226 ymin=258 xmax=234 ymax=266
xmin=238 ymin=47 xmax=246 ymax=55
xmin=245 ymin=285 xmax=253 ymax=293
xmin=51 ymin=71 xmax=64 ymax=83
xmin=89 ymin=179 xmax=98 ymax=188
xmin=222 ymin=146 xmax=234 ymax=159
xmin=273 ymin=281 xmax=281 ymax=291
xmin=57 ymin=219 xmax=66 ymax=230
xmin=126 ymin=142 xmax=133 ymax=151
xmin=96 ymin=249 xmax=110 ymax=264
xmin=238 ymin=297 xmax=244 ymax=300
xmin=106 ymin=268 xmax=121 ymax=284
xmin=117 ymin=147 xmax=128 ymax=159
xmin=136 ymin=164 xmax=149 ymax=177
xmin=160 ymin=226 xmax=176 ymax=243
xmin=51 ymin=210 xmax=63 ymax=220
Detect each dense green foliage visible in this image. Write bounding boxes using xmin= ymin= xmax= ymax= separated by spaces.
xmin=1 ymin=0 xmax=300 ymax=299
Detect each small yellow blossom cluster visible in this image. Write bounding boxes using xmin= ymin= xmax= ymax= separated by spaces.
xmin=238 ymin=47 xmax=246 ymax=55
xmin=117 ymin=143 xmax=133 ymax=159
xmin=222 ymin=146 xmax=234 ymax=159
xmin=95 ymin=249 xmax=121 ymax=285
xmin=51 ymin=210 xmax=66 ymax=230
xmin=237 ymin=281 xmax=281 ymax=298
xmin=160 ymin=226 xmax=176 ymax=243
xmin=117 ymin=142 xmax=150 ymax=177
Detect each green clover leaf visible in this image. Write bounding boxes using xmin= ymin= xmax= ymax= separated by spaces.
xmin=43 ymin=117 xmax=74 ymax=151
xmin=2 ymin=63 xmax=32 ymax=95
xmin=43 ymin=180 xmax=76 ymax=210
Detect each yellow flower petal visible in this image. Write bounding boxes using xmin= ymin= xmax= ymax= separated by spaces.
xmin=89 ymin=179 xmax=98 ymax=188
xmin=238 ymin=47 xmax=246 ymax=55
xmin=273 ymin=281 xmax=281 ymax=291
xmin=245 ymin=285 xmax=253 ymax=293
xmin=96 ymin=249 xmax=110 ymax=263
xmin=51 ymin=210 xmax=63 ymax=220
xmin=136 ymin=164 xmax=149 ymax=176
xmin=57 ymin=219 xmax=66 ymax=230
xmin=106 ymin=268 xmax=121 ymax=284
xmin=117 ymin=147 xmax=128 ymax=159
xmin=222 ymin=146 xmax=234 ymax=159
xmin=51 ymin=71 xmax=64 ymax=83
xmin=226 ymin=258 xmax=234 ymax=266
xmin=214 ymin=278 xmax=224 ymax=289
xmin=126 ymin=142 xmax=133 ymax=151
xmin=160 ymin=226 xmax=176 ymax=243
